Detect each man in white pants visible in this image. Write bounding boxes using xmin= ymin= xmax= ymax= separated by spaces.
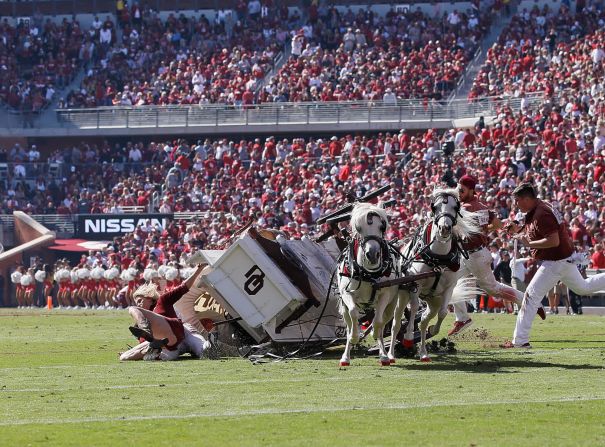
xmin=502 ymin=183 xmax=605 ymax=348
xmin=448 ymin=175 xmax=544 ymax=336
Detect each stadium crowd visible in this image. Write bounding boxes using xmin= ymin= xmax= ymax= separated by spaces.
xmin=62 ymin=3 xmax=297 ymax=108
xmin=0 ymin=14 xmax=116 ymax=113
xmin=57 ymin=1 xmax=490 ymax=108
xmin=469 ymin=4 xmax=605 ymax=100
xmin=3 ymin=96 xmax=605 ymax=268
xmin=261 ymin=3 xmax=489 ymax=102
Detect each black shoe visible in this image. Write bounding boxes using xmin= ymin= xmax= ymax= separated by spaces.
xmin=129 ymin=325 xmax=152 ymax=341
xmin=129 ymin=326 xmax=168 ymax=349
xmin=149 ymin=338 xmax=169 ymax=350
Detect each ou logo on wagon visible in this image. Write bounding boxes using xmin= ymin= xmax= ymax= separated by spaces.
xmin=244 ymin=265 xmax=265 ymax=295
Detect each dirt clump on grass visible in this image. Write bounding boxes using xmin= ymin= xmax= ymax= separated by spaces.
xmin=454 ymin=327 xmax=502 ymax=348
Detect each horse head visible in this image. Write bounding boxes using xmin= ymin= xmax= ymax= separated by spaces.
xmin=350 ymin=202 xmax=389 ymax=271
xmin=430 ymin=188 xmax=461 ymax=242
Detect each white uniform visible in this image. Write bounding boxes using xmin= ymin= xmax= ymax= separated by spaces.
xmin=513 ymin=257 xmax=605 ymax=345
xmin=453 ymin=198 xmax=523 ymax=322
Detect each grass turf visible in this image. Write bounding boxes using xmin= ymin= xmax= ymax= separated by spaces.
xmin=0 ymin=309 xmax=604 ymax=446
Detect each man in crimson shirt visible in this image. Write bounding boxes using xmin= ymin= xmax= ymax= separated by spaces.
xmin=503 ymin=183 xmax=605 ymax=348
xmin=120 ymin=264 xmax=210 ymax=361
xmin=449 ymin=175 xmax=532 ymax=336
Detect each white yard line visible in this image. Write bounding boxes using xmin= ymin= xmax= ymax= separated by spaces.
xmin=5 ymin=363 xmax=585 ymax=392
xmin=1 ymin=396 xmax=603 ymax=427
xmin=0 ymin=373 xmax=470 ymax=393
xmin=0 ymin=346 xmax=600 ymax=372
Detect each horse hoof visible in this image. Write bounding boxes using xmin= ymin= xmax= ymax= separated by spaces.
xmin=420 ymin=356 xmax=431 ymax=363
xmin=389 ymin=358 xmax=396 ymax=364
xmin=402 ymin=338 xmax=414 ymax=349
xmin=339 ymin=361 xmax=350 ymax=367
xmin=380 ymin=359 xmax=391 ymax=366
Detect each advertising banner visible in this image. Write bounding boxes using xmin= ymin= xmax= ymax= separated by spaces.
xmin=76 ymin=214 xmax=173 ymax=240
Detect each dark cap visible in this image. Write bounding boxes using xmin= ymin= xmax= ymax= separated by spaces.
xmin=512 ymin=182 xmax=537 ymax=198
xmin=459 ymin=174 xmax=477 ymax=190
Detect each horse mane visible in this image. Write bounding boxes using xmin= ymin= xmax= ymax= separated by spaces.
xmin=350 ymin=202 xmax=389 ymax=238
xmin=431 ymin=187 xmax=482 ymax=239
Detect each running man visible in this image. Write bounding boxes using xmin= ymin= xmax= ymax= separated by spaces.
xmin=502 ymin=183 xmax=605 ymax=348
xmin=448 ymin=175 xmax=544 ymax=336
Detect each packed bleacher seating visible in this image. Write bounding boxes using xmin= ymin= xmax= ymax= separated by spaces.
xmin=260 ymin=4 xmax=490 ymax=103
xmin=3 ymin=3 xmax=605 ymax=311
xmin=62 ymin=4 xmax=295 ymax=108
xmin=58 ymin=2 xmax=492 ymax=108
xmin=0 ymin=16 xmax=114 ymax=112
xmin=468 ymin=4 xmax=605 ymax=100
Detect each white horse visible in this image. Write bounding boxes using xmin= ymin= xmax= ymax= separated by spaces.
xmin=337 ymin=202 xmax=400 ymax=367
xmin=388 ymin=187 xmax=481 ymax=362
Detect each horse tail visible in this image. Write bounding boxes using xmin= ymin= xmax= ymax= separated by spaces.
xmin=449 ymin=277 xmax=483 ymax=304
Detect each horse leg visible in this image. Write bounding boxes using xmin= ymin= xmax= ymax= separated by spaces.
xmin=403 ymin=294 xmax=419 ymax=348
xmin=430 ymin=306 xmax=449 ymax=338
xmin=340 ymin=307 xmax=353 ymax=366
xmin=419 ymin=303 xmax=438 ymax=362
xmin=388 ymin=291 xmax=409 ymax=362
xmin=340 ymin=305 xmax=359 ymax=366
xmin=373 ymin=290 xmax=395 ymax=366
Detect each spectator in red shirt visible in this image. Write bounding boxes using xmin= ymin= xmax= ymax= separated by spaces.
xmin=591 ymin=243 xmax=605 ymax=269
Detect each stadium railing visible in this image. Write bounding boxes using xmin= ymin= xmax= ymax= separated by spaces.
xmin=51 ymin=93 xmax=545 ymax=129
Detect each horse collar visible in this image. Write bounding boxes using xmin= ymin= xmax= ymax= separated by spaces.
xmin=418 ymin=223 xmax=461 ymax=272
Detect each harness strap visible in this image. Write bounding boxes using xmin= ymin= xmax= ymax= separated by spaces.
xmin=430 ymin=270 xmax=442 ymax=291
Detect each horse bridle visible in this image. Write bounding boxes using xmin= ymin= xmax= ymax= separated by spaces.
xmin=400 ymin=192 xmax=466 ymax=273
xmin=341 ymin=226 xmax=394 ymax=287
xmin=431 ymin=192 xmax=462 ymax=229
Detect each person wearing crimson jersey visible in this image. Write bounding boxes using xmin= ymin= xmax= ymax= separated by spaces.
xmin=502 ymin=183 xmax=605 ymax=348
xmin=119 ymin=264 xmax=209 ymax=361
xmin=448 ymin=175 xmax=544 ymax=336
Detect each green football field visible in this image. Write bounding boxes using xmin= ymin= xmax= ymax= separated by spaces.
xmin=1 ymin=308 xmax=604 ymax=446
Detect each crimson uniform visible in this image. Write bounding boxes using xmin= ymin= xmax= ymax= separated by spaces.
xmin=138 ymin=284 xmax=189 ymax=351
xmin=512 ymin=200 xmax=605 ymax=346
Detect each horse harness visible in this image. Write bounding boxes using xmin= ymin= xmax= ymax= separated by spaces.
xmin=399 ymin=193 xmax=470 ymax=294
xmin=339 ymin=234 xmax=399 ymax=309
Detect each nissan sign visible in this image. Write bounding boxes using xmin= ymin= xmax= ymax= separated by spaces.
xmin=77 ymin=214 xmax=173 ymax=239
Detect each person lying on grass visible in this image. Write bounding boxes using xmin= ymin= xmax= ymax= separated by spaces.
xmin=119 ymin=264 xmax=211 ymax=361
